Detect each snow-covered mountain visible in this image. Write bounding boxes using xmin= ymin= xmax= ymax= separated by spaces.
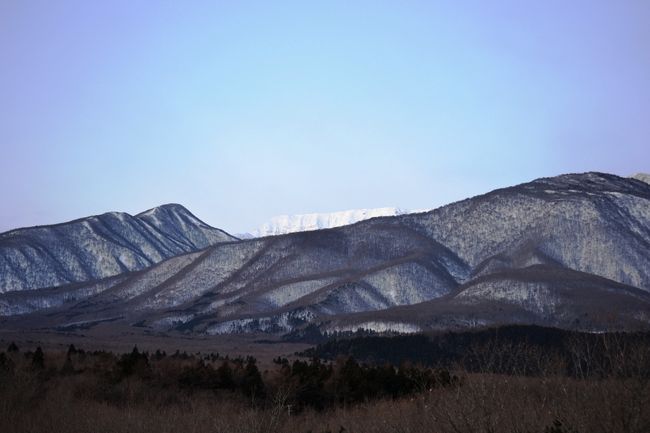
xmin=0 ymin=204 xmax=237 ymax=293
xmin=631 ymin=173 xmax=650 ymax=184
xmin=4 ymin=172 xmax=650 ymax=336
xmin=248 ymin=207 xmax=428 ymax=237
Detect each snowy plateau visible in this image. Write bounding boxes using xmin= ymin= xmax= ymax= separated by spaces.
xmin=240 ymin=207 xmax=430 ymax=238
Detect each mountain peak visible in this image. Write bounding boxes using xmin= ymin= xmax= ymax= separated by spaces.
xmin=136 ymin=203 xmax=193 ymax=219
xmin=137 ymin=203 xmax=210 ymax=230
xmin=137 ymin=203 xmax=237 ymax=246
xmin=0 ymin=204 xmax=237 ymax=294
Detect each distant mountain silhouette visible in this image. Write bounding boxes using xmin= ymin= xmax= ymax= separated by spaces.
xmin=249 ymin=207 xmax=426 ymax=237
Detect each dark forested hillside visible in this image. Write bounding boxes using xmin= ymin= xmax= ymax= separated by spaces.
xmin=301 ymin=325 xmax=650 ymax=377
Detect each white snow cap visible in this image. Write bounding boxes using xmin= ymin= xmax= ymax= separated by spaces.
xmin=251 ymin=207 xmax=429 ymax=237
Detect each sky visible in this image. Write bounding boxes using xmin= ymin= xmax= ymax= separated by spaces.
xmin=1 ymin=0 xmax=649 ymax=234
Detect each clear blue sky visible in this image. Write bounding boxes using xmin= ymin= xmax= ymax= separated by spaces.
xmin=1 ymin=0 xmax=649 ymax=234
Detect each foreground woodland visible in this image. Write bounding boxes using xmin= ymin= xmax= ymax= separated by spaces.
xmin=1 ymin=326 xmax=649 ymax=433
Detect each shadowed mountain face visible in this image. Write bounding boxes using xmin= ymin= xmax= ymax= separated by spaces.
xmin=0 ymin=204 xmax=237 ymax=294
xmin=2 ymin=173 xmax=650 ymax=335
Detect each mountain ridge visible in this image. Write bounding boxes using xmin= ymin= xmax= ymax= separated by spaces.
xmin=0 ymin=203 xmax=237 ymax=294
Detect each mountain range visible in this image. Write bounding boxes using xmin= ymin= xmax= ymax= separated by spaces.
xmin=1 ymin=172 xmax=650 ymax=337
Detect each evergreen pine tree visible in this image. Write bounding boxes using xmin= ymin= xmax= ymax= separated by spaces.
xmin=32 ymin=347 xmax=45 ymax=369
xmin=242 ymin=357 xmax=265 ymax=399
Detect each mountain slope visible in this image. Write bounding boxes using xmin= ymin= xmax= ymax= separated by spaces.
xmin=0 ymin=204 xmax=237 ymax=293
xmin=324 ymin=264 xmax=650 ymax=333
xmin=3 ymin=172 xmax=650 ymax=335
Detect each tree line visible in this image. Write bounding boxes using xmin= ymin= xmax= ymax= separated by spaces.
xmin=301 ymin=324 xmax=650 ymax=378
xmin=0 ymin=342 xmax=457 ymax=411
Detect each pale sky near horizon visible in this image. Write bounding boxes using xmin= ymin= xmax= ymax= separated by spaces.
xmin=1 ymin=1 xmax=649 ymax=234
